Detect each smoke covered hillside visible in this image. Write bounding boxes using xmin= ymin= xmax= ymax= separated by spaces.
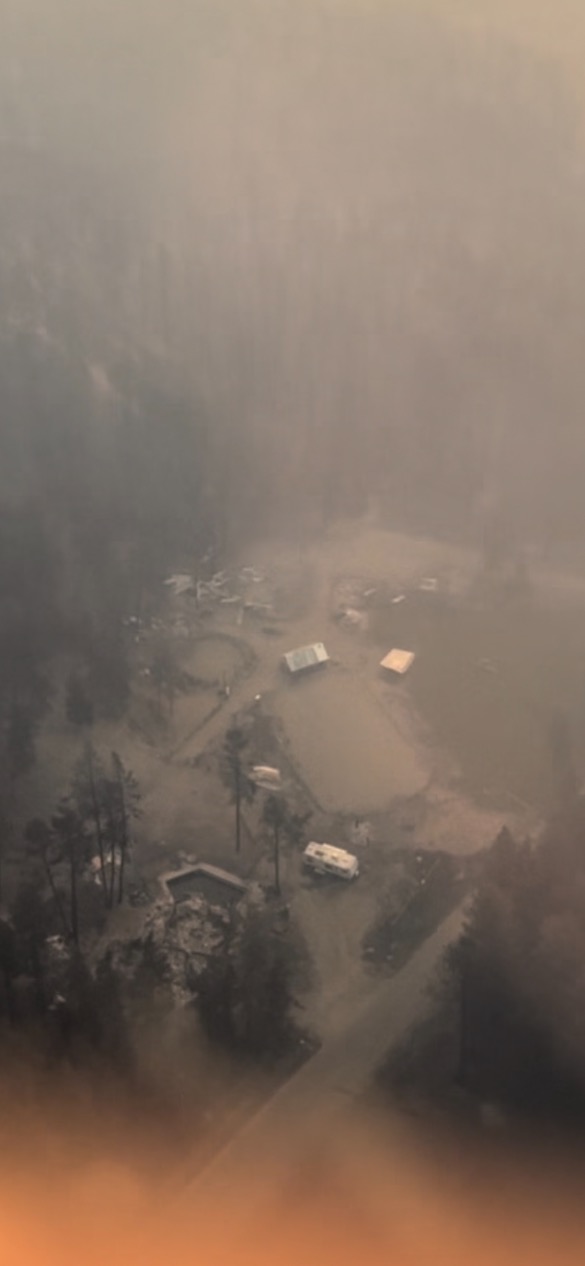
xmin=2 ymin=1 xmax=585 ymax=550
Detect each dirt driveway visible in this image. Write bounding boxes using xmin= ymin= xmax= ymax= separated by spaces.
xmin=290 ymin=863 xmax=386 ymax=1042
xmin=189 ymin=901 xmax=466 ymax=1200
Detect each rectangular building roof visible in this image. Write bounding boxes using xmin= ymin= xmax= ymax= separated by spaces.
xmin=380 ymin=648 xmax=416 ymax=675
xmin=283 ymin=642 xmax=329 ymax=674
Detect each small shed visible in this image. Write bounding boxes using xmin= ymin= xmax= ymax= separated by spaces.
xmin=380 ymin=648 xmax=415 ymax=677
xmin=283 ymin=642 xmax=329 ymax=675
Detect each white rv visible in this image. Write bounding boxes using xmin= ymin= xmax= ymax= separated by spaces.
xmin=251 ymin=765 xmax=282 ymax=791
xmin=303 ymin=842 xmax=359 ymax=881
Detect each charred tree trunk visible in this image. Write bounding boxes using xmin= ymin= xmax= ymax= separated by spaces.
xmin=87 ymin=749 xmax=109 ymax=905
xmin=70 ymin=848 xmax=79 ymax=948
xmin=235 ymin=769 xmax=242 ymax=855
xmin=116 ymin=767 xmax=129 ymax=906
xmin=43 ymin=856 xmax=70 ymax=939
xmin=105 ymin=796 xmax=118 ymax=910
xmin=0 ymin=966 xmax=16 ymax=1026
xmin=273 ymin=825 xmax=281 ymax=896
xmin=457 ymin=953 xmax=470 ymax=1088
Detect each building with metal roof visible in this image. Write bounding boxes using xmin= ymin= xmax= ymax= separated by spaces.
xmin=380 ymin=648 xmax=416 ymax=676
xmin=283 ymin=642 xmax=329 ymax=675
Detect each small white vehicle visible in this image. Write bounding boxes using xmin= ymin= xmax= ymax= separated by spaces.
xmin=251 ymin=765 xmax=283 ymax=791
xmin=303 ymin=842 xmax=359 ymax=881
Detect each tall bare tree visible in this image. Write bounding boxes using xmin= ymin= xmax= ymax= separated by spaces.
xmin=24 ymin=817 xmax=70 ymax=939
xmin=72 ymin=743 xmax=109 ymax=902
xmin=0 ymin=810 xmax=10 ymax=907
xmin=150 ymin=641 xmax=179 ymax=721
xmin=71 ymin=746 xmax=141 ymax=907
xmin=261 ymin=796 xmax=308 ymax=897
xmin=109 ymin=751 xmax=141 ymax=905
xmin=221 ymin=727 xmax=255 ymax=854
xmin=51 ymin=803 xmax=87 ymax=947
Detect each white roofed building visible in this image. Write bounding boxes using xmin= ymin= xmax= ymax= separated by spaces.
xmin=283 ymin=642 xmax=329 ymax=675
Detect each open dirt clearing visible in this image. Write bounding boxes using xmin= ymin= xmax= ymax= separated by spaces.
xmin=371 ymin=598 xmax=585 ymax=812
xmin=27 ymin=518 xmax=545 ymax=874
xmin=273 ymin=668 xmax=428 ymax=813
xmin=182 ymin=634 xmax=252 ymax=687
xmin=249 ymin=520 xmax=585 ymax=815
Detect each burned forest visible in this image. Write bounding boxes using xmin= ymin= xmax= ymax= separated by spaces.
xmin=3 ymin=3 xmax=585 ymax=1254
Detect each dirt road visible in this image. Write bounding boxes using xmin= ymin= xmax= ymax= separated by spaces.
xmin=188 ymin=902 xmax=465 ymax=1202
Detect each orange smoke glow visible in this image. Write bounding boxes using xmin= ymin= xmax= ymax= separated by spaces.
xmin=1 ymin=1098 xmax=585 ymax=1266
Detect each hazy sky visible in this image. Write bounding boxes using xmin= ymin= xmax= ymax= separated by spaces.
xmin=5 ymin=1 xmax=585 ymax=152
xmin=4 ymin=0 xmax=585 ymax=541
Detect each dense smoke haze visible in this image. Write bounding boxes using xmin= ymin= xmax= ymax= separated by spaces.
xmin=4 ymin=4 xmax=585 ymax=1258
xmin=3 ymin=1 xmax=585 ymax=545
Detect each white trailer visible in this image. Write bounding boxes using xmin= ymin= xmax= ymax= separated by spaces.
xmin=303 ymin=842 xmax=359 ymax=881
xmin=251 ymin=765 xmax=283 ymax=791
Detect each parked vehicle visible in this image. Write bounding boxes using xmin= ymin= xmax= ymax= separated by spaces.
xmin=303 ymin=842 xmax=359 ymax=881
xmin=251 ymin=765 xmax=282 ymax=791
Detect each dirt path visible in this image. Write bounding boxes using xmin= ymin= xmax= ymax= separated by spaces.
xmin=188 ymin=902 xmax=466 ymax=1201
xmin=291 ymin=878 xmax=380 ymax=1041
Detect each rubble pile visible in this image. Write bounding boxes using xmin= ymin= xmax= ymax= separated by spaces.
xmin=338 ymin=607 xmax=369 ymax=632
xmin=123 ymin=563 xmax=279 ymax=648
xmin=332 ymin=577 xmax=377 ymax=629
xmin=102 ymin=896 xmax=232 ymax=1006
xmin=156 ymin=564 xmax=280 ymax=633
